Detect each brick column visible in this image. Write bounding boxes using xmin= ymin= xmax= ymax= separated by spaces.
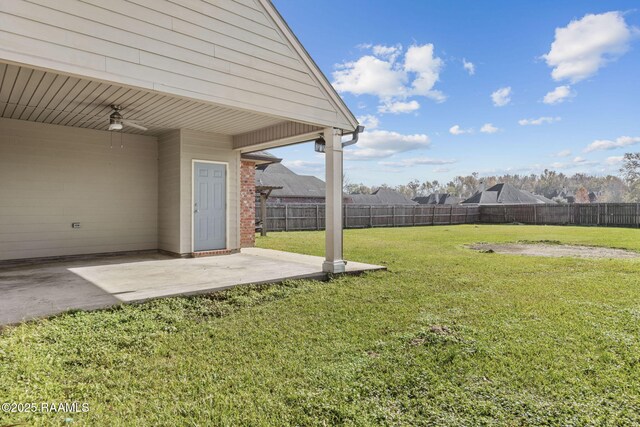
xmin=240 ymin=160 xmax=256 ymax=248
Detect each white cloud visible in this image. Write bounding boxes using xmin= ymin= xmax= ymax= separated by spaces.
xmin=553 ymin=149 xmax=572 ymax=157
xmin=463 ymin=59 xmax=475 ymax=75
xmin=543 ymin=11 xmax=636 ymax=83
xmin=344 ymin=129 xmax=431 ymax=160
xmin=550 ymin=156 xmax=598 ymax=170
xmin=357 ymin=114 xmax=379 ymax=130
xmin=333 ymin=55 xmax=407 ymax=99
xmin=605 ymin=156 xmax=624 ymax=165
xmin=372 ymin=44 xmax=403 ymax=62
xmin=378 ymin=157 xmax=456 ymax=167
xmin=404 ymin=44 xmax=445 ymax=99
xmin=543 ymin=86 xmax=573 ymax=104
xmin=491 ymin=87 xmax=512 ymax=106
xmin=519 ymin=116 xmax=561 ymax=126
xmin=585 ymin=136 xmax=640 ymax=152
xmin=332 ymin=43 xmax=446 ymax=113
xmin=480 ymin=123 xmax=499 ymax=134
xmin=449 ymin=124 xmax=471 ymax=135
xmin=378 ymin=100 xmax=420 ymax=114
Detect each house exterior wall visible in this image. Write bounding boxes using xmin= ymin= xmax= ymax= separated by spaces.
xmin=179 ymin=129 xmax=240 ymax=254
xmin=158 ymin=130 xmax=181 ymax=254
xmin=0 ymin=0 xmax=352 ymax=129
xmin=0 ymin=117 xmax=158 ymax=261
xmin=240 ymin=161 xmax=256 ymax=248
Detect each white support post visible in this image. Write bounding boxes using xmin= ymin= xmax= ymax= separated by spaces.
xmin=323 ymin=127 xmax=346 ymax=274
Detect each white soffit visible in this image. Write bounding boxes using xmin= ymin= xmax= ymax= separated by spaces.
xmin=0 ymin=63 xmax=287 ymax=136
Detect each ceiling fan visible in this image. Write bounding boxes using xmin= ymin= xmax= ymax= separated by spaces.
xmin=0 ymin=102 xmax=149 ymax=131
xmin=72 ymin=104 xmax=148 ymax=131
xmin=105 ymin=104 xmax=148 ymax=131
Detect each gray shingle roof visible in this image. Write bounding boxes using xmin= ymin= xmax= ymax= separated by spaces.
xmin=349 ymin=188 xmax=417 ymax=205
xmin=461 ymin=183 xmax=553 ymax=205
xmin=255 ymin=163 xmax=326 ymax=198
xmin=413 ymin=193 xmax=462 ymax=205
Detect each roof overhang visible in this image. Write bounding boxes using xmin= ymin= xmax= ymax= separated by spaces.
xmin=0 ymin=61 xmax=341 ymax=146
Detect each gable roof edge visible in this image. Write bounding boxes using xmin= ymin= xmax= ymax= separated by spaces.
xmin=259 ymin=0 xmax=359 ymax=132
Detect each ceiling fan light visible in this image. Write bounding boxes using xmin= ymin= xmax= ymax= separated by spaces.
xmin=108 ymin=122 xmax=123 ymax=131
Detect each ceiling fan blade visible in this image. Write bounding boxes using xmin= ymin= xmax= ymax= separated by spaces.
xmin=122 ymin=120 xmax=148 ymax=131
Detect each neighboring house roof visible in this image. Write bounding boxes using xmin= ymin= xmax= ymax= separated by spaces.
xmin=349 ymin=188 xmax=418 ymax=205
xmin=413 ymin=193 xmax=462 ymax=205
xmin=461 ymin=183 xmax=553 ymax=205
xmin=241 ymin=151 xmax=282 ymax=169
xmin=255 ymin=163 xmax=326 ymax=199
xmin=530 ymin=192 xmax=556 ymax=204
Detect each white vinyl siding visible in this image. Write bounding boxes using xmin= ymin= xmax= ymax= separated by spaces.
xmin=0 ymin=0 xmax=351 ymax=129
xmin=0 ymin=118 xmax=158 ymax=261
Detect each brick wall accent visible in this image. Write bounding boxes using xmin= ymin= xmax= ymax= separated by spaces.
xmin=240 ymin=160 xmax=256 ymax=247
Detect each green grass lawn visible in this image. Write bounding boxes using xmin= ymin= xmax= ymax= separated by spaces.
xmin=2 ymin=225 xmax=640 ymax=426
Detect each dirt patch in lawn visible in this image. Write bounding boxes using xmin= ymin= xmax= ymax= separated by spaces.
xmin=468 ymin=243 xmax=640 ymax=259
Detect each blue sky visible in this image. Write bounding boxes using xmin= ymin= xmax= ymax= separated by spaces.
xmin=270 ymin=0 xmax=640 ymax=187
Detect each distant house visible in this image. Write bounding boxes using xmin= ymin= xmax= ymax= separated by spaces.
xmin=348 ymin=188 xmax=418 ymax=205
xmin=461 ymin=183 xmax=554 ymax=205
xmin=413 ymin=193 xmax=462 ymax=205
xmin=255 ymin=162 xmax=333 ymax=204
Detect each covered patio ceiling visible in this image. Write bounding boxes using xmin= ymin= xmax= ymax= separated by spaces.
xmin=0 ymin=62 xmax=290 ymax=137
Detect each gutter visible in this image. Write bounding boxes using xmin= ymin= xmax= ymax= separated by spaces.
xmin=314 ymin=125 xmax=365 ymax=153
xmin=341 ymin=125 xmax=365 ymax=148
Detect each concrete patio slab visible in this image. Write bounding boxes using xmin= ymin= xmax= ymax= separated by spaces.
xmin=0 ymin=248 xmax=384 ymax=325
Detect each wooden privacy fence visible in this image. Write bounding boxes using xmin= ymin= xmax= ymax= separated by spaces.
xmin=258 ymin=202 xmax=640 ymax=232
xmin=258 ymin=204 xmax=480 ymax=232
xmin=480 ymin=203 xmax=640 ymax=227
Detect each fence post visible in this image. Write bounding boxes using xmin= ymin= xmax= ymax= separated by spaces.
xmin=285 ymin=205 xmax=288 ymax=231
xmin=504 ymin=206 xmax=507 ymax=223
xmin=344 ymin=204 xmax=348 ymax=229
xmin=412 ymin=205 xmax=416 ymax=226
xmin=597 ymin=203 xmax=600 ymax=226
xmin=637 ymin=203 xmax=640 ymax=228
xmin=316 ymin=204 xmax=319 ymax=230
xmin=533 ymin=204 xmax=537 ymax=225
xmin=449 ymin=205 xmax=453 ymax=224
xmin=392 ymin=205 xmax=396 ymax=227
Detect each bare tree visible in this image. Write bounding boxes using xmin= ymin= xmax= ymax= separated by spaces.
xmin=621 ymin=153 xmax=640 ymax=201
xmin=575 ymin=187 xmax=590 ymax=203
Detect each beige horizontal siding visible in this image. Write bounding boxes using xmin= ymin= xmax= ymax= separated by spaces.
xmin=180 ymin=129 xmax=240 ymax=253
xmin=0 ymin=118 xmax=158 ymax=261
xmin=158 ymin=130 xmax=181 ymax=254
xmin=0 ymin=0 xmax=351 ymax=129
